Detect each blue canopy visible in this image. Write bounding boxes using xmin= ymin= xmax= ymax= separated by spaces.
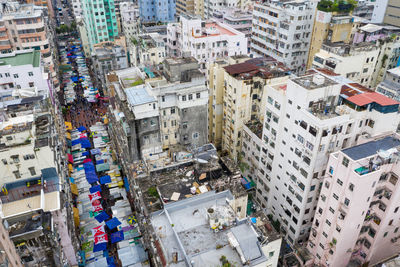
xmin=110 ymin=231 xmax=124 ymax=244
xmin=71 ymin=139 xmax=80 ymax=146
xmin=106 ymin=257 xmax=115 ymax=265
xmin=93 ymin=242 xmax=107 ymax=252
xmin=95 ymin=211 xmax=110 ymax=223
xmin=89 ymin=185 xmax=102 ymax=194
xmin=82 ymin=151 xmax=90 ymax=156
xmin=100 ymin=175 xmax=111 ymax=184
xmin=77 ymin=126 xmax=87 ymax=132
xmin=80 ymin=139 xmax=92 ymax=148
xmin=96 ymin=159 xmax=105 ymax=164
xmin=106 ymin=218 xmax=121 ymax=230
xmin=86 ymin=172 xmax=99 ymax=183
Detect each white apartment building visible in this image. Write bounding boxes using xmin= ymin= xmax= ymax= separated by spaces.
xmin=121 ymin=1 xmax=140 ymax=41
xmin=131 ymin=33 xmax=166 ymax=67
xmin=251 ymin=0 xmax=316 ymax=74
xmin=0 ymin=50 xmax=49 ymax=101
xmin=312 ymin=42 xmax=380 ymax=88
xmin=248 ymin=71 xmax=400 ymax=244
xmin=167 ymin=15 xmax=247 ymax=70
xmin=204 ymin=0 xmax=252 ymax=18
xmin=308 ymin=133 xmax=400 ymax=267
xmin=71 ymin=0 xmax=83 ymax=18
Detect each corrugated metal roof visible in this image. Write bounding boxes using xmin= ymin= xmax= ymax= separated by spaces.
xmin=224 ymin=62 xmax=259 ymax=75
xmin=346 ymin=92 xmax=399 ymax=106
xmin=342 ymin=136 xmax=400 ymax=161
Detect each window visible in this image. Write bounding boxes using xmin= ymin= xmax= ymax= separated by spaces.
xmin=5 ymin=73 xmax=10 ymax=77
xmin=333 ymin=193 xmax=339 ymax=200
xmin=13 ymin=170 xmax=21 ymax=178
xmin=306 ymin=141 xmax=314 ymax=151
xmin=162 ymin=96 xmax=165 ymax=102
xmin=326 ymin=219 xmax=331 ymax=226
xmin=297 ymin=134 xmax=304 ymax=144
xmin=193 ymin=132 xmax=199 ymax=139
xmin=337 ymin=179 xmax=343 ymax=186
xmin=196 ymin=92 xmax=200 ymax=98
xmin=164 ymin=135 xmax=168 ymax=140
xmin=13 ymin=74 xmax=18 ymax=78
xmin=349 ymin=183 xmax=354 ymax=191
xmin=29 ymin=82 xmax=34 ymax=87
xmin=344 ymin=198 xmax=350 ymax=206
xmin=28 ymin=167 xmax=36 ymax=176
xmin=171 ymin=108 xmax=175 ymax=114
xmin=188 ymin=94 xmax=193 ymax=100
xmin=182 ymin=95 xmax=186 ymax=101
xmin=342 ymin=157 xmax=349 ymax=167
xmin=28 ymin=72 xmax=33 ymax=76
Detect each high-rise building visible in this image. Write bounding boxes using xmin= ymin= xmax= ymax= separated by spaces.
xmin=243 ymin=70 xmax=400 ymax=244
xmin=251 ymin=0 xmax=317 ymax=74
xmin=0 ymin=3 xmax=58 ymax=91
xmin=207 ymin=56 xmax=290 ymax=159
xmin=383 ymin=0 xmax=400 ymax=27
xmin=176 ymin=0 xmax=195 ymax=16
xmin=138 ymin=0 xmax=175 ymax=23
xmin=81 ymin=0 xmax=119 ymax=52
xmin=308 ymin=133 xmax=400 ymax=267
xmin=376 ymin=67 xmax=400 ymax=102
xmin=307 ymin=9 xmax=353 ymax=69
xmin=167 ymin=15 xmax=247 ymax=70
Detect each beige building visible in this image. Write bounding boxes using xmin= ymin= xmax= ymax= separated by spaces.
xmin=383 ymin=0 xmax=400 ymax=27
xmin=176 ymin=0 xmax=195 ymax=16
xmin=307 ymin=10 xmax=353 ymax=69
xmin=208 ymin=55 xmax=290 ymax=160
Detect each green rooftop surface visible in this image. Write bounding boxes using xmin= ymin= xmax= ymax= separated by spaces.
xmin=0 ymin=50 xmax=40 ymax=67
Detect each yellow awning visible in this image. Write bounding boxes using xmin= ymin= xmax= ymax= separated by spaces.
xmin=73 ymin=207 xmax=80 ymax=226
xmin=66 ymin=132 xmax=71 ymax=139
xmin=65 ymin=121 xmax=72 ymax=130
xmin=71 ymin=183 xmax=78 ymax=195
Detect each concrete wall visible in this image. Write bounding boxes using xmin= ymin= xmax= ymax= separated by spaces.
xmin=179 ymin=105 xmax=208 ymax=147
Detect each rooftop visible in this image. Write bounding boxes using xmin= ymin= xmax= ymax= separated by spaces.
xmin=346 ymin=92 xmax=399 ymax=107
xmin=224 ymin=57 xmax=290 ymax=80
xmin=292 ymin=73 xmax=338 ymax=90
xmin=245 ymin=120 xmax=263 ymax=139
xmin=342 ymin=135 xmax=400 ymax=161
xmin=151 ymin=190 xmax=278 ymax=267
xmin=387 ymin=67 xmax=400 ymax=77
xmin=0 ymin=50 xmax=40 ymax=68
xmin=125 ymin=85 xmax=156 ymax=106
xmin=163 ymin=57 xmax=198 ymax=66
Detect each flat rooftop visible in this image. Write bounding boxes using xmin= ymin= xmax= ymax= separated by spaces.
xmin=387 ymin=67 xmax=400 ymax=77
xmin=292 ymin=74 xmax=338 ymax=90
xmin=125 ymin=85 xmax=156 ymax=106
xmin=0 ymin=50 xmax=40 ymax=67
xmin=342 ymin=136 xmax=400 ymax=161
xmin=151 ymin=190 xmax=270 ymax=267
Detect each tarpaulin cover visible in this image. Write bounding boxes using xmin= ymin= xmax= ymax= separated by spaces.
xmin=67 ymin=153 xmax=73 ymax=163
xmin=77 ymin=126 xmax=87 ymax=132
xmin=123 ymin=177 xmax=130 ymax=192
xmin=89 ymin=185 xmax=102 ymax=193
xmin=106 ymin=218 xmax=121 ymax=230
xmin=93 ymin=242 xmax=107 ymax=252
xmin=100 ymin=175 xmax=111 ymax=185
xmin=71 ymin=139 xmax=80 ymax=146
xmin=91 ymin=225 xmax=105 ymax=236
xmin=92 ymin=202 xmax=103 ymax=212
xmin=110 ymin=231 xmax=124 ymax=244
xmin=96 ymin=159 xmax=105 ymax=164
xmin=96 ymin=163 xmax=110 ymax=172
xmin=81 ymin=138 xmax=92 ymax=148
xmin=107 ymin=257 xmax=115 ymax=265
xmin=86 ymin=172 xmax=99 ymax=183
xmin=91 ymin=148 xmax=101 ymax=155
xmin=94 ymin=233 xmax=108 ymax=244
xmin=83 ymin=158 xmax=92 ymax=163
xmin=95 ymin=211 xmax=110 ymax=223
xmin=89 ymin=191 xmax=101 ymax=202
xmin=82 ymin=151 xmax=90 ymax=156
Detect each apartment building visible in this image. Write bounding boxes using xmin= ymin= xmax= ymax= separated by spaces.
xmin=377 ymin=67 xmax=400 ymax=102
xmin=176 ymin=0 xmax=195 ymax=16
xmin=130 ymin=33 xmax=166 ymax=67
xmin=0 ymin=96 xmax=77 ymax=266
xmin=91 ymin=39 xmax=128 ymax=85
xmin=204 ymin=0 xmax=251 ymax=19
xmin=213 ymin=9 xmax=252 ymax=52
xmin=167 ymin=15 xmax=247 ymax=70
xmin=251 ymin=0 xmax=316 ymax=74
xmin=0 ymin=3 xmax=58 ymax=91
xmin=312 ymin=42 xmax=380 ymax=88
xmin=207 ymin=55 xmax=290 ymax=159
xmin=107 ymin=57 xmax=208 ymax=161
xmin=383 ymin=0 xmax=400 ymax=27
xmin=246 ymin=70 xmax=400 ymax=244
xmin=71 ymin=0 xmax=83 ymax=18
xmin=0 ymin=50 xmax=50 ymax=101
xmin=307 ymin=10 xmax=353 ymax=69
xmin=138 ymin=0 xmax=175 ymax=23
xmin=81 ymin=0 xmax=119 ymax=52
xmin=23 ymin=0 xmax=55 ymax=19
xmin=308 ymin=133 xmax=400 ymax=267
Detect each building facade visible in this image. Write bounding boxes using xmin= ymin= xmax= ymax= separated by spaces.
xmin=167 ymin=15 xmax=247 ymax=70
xmin=383 ymin=0 xmax=400 ymax=27
xmin=138 ymin=0 xmax=175 ymax=23
xmin=308 ymin=133 xmax=400 ymax=267
xmin=377 ymin=67 xmax=400 ymax=102
xmin=0 ymin=50 xmax=50 ymax=101
xmin=81 ymin=0 xmax=119 ymax=52
xmin=251 ymin=0 xmax=316 ymax=74
xmin=247 ymin=70 xmax=400 ymax=244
